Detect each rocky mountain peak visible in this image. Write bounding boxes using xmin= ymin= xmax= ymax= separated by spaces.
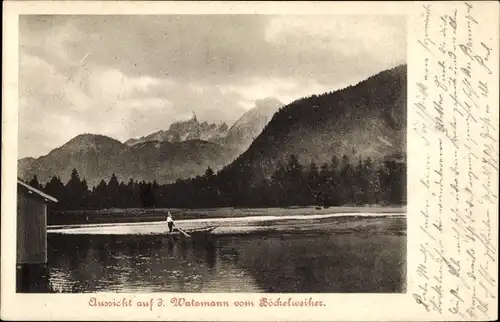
xmin=125 ymin=115 xmax=229 ymax=146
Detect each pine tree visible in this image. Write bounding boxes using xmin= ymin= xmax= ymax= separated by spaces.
xmin=65 ymin=169 xmax=88 ymax=209
xmin=285 ymin=154 xmax=306 ymax=205
xmin=139 ymin=181 xmax=154 ymax=208
xmin=205 ymin=167 xmax=214 ymax=178
xmin=201 ymin=167 xmax=216 ymax=207
xmin=339 ymin=155 xmax=354 ymax=204
xmin=384 ymin=157 xmax=406 ymax=204
xmin=354 ymin=159 xmax=367 ymax=205
xmin=328 ymin=157 xmax=342 ymax=206
xmin=306 ymin=161 xmax=320 ymax=204
xmin=362 ymin=157 xmax=378 ymax=204
xmin=126 ymin=178 xmax=140 ymax=208
xmin=107 ymin=173 xmax=120 ymax=208
xmin=80 ymin=178 xmax=90 ymax=208
xmin=317 ymin=163 xmax=331 ymax=206
xmin=118 ymin=181 xmax=128 ymax=208
xmin=93 ymin=179 xmax=108 ymax=209
xmin=44 ymin=176 xmax=65 ymax=209
xmin=28 ymin=175 xmax=43 ymax=190
xmin=271 ymin=162 xmax=287 ymax=206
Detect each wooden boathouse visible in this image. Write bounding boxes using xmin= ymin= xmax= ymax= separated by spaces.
xmin=16 ymin=179 xmax=57 ymax=292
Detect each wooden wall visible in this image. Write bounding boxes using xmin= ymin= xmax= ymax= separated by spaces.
xmin=17 ymin=191 xmax=47 ymax=264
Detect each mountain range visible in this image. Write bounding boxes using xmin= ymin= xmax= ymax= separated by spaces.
xmin=225 ymin=98 xmax=283 ymax=155
xmin=18 ymin=99 xmax=283 ymax=186
xmin=18 ymin=64 xmax=406 ymax=187
xmin=17 ymin=134 xmax=235 ymax=187
xmin=124 ymin=113 xmax=229 ymax=146
xmin=218 ymin=64 xmax=407 ymax=185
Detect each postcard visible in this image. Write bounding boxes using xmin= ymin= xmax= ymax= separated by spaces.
xmin=1 ymin=1 xmax=498 ymax=321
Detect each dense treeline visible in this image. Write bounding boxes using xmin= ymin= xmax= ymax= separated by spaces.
xmin=26 ymin=154 xmax=406 ymax=211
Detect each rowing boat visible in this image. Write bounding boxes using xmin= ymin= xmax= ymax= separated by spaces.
xmin=166 ymin=226 xmax=218 ymax=242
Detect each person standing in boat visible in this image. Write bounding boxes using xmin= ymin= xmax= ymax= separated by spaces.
xmin=166 ymin=212 xmax=175 ymax=232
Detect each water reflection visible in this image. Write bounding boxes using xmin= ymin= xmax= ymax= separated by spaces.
xmin=44 ymin=231 xmax=405 ymax=293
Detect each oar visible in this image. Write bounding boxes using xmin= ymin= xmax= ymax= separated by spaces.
xmin=176 ymin=227 xmax=191 ymax=238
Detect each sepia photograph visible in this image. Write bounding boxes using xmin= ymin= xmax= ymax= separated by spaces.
xmin=15 ymin=14 xmax=408 ymax=294
xmin=3 ymin=1 xmax=499 ymax=321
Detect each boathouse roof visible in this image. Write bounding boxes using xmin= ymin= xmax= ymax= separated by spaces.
xmin=17 ymin=179 xmax=58 ymax=203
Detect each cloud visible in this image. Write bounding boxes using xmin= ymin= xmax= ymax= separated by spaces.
xmin=18 ymin=52 xmax=248 ymax=157
xmin=18 ymin=14 xmax=406 ymax=158
xmin=220 ymin=77 xmax=339 ymax=108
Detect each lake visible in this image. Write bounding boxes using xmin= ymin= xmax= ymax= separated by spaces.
xmin=37 ymin=213 xmax=407 ymax=293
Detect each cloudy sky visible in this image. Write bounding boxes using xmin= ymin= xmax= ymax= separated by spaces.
xmin=18 ymin=15 xmax=406 ymax=158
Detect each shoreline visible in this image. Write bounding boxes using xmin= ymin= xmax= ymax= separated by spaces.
xmin=47 ymin=211 xmax=406 ymax=236
xmin=48 ymin=205 xmax=407 ymax=226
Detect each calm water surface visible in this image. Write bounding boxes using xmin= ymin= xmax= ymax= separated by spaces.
xmin=46 ymin=230 xmax=406 ymax=293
